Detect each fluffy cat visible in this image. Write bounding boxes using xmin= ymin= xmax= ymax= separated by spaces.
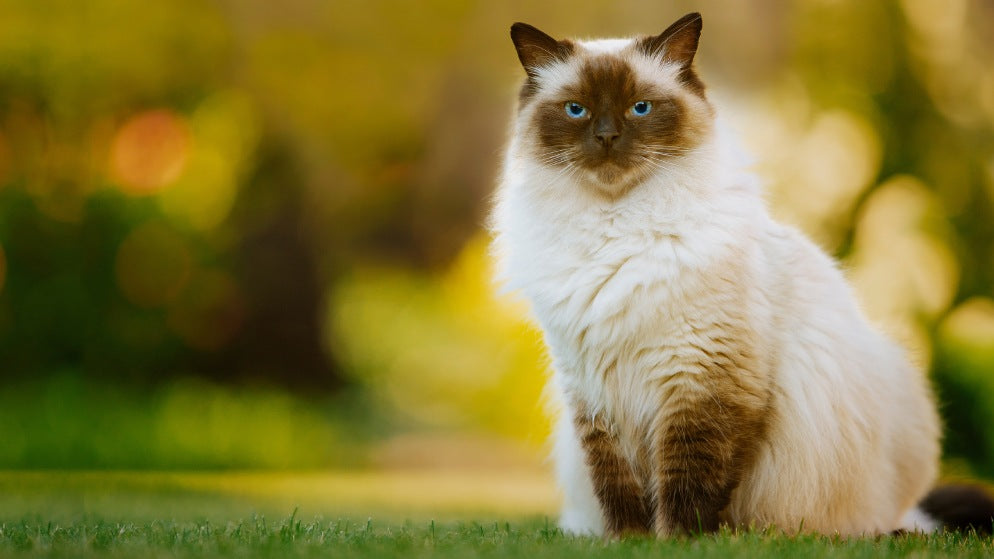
xmin=490 ymin=12 xmax=994 ymax=536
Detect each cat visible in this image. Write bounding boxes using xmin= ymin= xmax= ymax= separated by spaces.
xmin=490 ymin=12 xmax=994 ymax=537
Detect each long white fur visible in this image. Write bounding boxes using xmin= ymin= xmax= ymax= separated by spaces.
xmin=491 ymin=37 xmax=941 ymax=535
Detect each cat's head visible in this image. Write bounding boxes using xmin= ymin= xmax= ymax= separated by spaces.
xmin=509 ymin=13 xmax=713 ymax=198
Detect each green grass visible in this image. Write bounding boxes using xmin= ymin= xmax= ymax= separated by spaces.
xmin=3 ymin=517 xmax=993 ymax=558
xmin=1 ymin=472 xmax=992 ymax=558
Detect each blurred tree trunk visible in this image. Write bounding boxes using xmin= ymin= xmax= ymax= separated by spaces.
xmin=202 ymin=138 xmax=343 ymax=393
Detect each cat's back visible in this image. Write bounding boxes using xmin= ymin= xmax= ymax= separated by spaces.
xmin=722 ymin=222 xmax=941 ymax=533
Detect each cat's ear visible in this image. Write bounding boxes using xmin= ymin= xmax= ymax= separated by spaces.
xmin=510 ymin=23 xmax=574 ymax=76
xmin=638 ymin=12 xmax=703 ymax=68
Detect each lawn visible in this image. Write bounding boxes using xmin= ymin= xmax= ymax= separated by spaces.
xmin=1 ymin=471 xmax=992 ymax=558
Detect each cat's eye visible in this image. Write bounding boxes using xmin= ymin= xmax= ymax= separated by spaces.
xmin=631 ymin=101 xmax=652 ymax=116
xmin=564 ymin=102 xmax=588 ymax=118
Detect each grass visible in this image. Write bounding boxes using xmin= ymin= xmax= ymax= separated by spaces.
xmin=3 ymin=516 xmax=994 ymax=558
xmin=1 ymin=472 xmax=992 ymax=558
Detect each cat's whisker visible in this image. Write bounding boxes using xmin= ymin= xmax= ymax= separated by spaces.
xmin=537 ymin=148 xmax=578 ymax=167
xmin=637 ymin=159 xmax=681 ymax=176
xmin=638 ymin=149 xmax=697 ymax=158
xmin=544 ymin=157 xmax=581 ymax=184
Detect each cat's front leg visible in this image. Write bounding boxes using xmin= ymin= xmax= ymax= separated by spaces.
xmin=652 ymin=370 xmax=769 ymax=536
xmin=572 ymin=401 xmax=652 ymax=537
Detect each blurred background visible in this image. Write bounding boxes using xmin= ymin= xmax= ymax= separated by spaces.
xmin=0 ymin=0 xmax=993 ymax=485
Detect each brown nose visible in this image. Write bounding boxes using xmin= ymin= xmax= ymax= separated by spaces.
xmin=595 ymin=130 xmax=620 ymax=147
xmin=594 ymin=116 xmax=620 ymax=147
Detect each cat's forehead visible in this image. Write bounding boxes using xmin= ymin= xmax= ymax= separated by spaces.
xmin=531 ymin=39 xmax=684 ymax=100
xmin=578 ymin=38 xmax=632 ymax=54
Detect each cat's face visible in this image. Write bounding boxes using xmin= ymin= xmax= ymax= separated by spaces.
xmin=510 ymin=13 xmax=713 ymax=198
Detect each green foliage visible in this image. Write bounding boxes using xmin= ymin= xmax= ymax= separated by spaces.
xmin=0 ymin=374 xmax=369 ymax=469
xmin=0 ymin=188 xmax=185 ymax=382
xmin=934 ymin=299 xmax=994 ymax=478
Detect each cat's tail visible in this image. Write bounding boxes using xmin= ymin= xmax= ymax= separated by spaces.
xmin=903 ymin=484 xmax=994 ymax=535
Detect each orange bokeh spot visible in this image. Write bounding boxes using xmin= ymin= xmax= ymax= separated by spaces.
xmin=115 ymin=221 xmax=192 ymax=308
xmin=110 ymin=109 xmax=191 ymax=195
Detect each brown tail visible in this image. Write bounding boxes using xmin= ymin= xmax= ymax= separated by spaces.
xmin=919 ymin=484 xmax=994 ymax=535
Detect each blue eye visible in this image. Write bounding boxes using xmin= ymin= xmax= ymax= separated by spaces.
xmin=565 ymin=102 xmax=588 ymax=118
xmin=631 ymin=101 xmax=652 ymax=116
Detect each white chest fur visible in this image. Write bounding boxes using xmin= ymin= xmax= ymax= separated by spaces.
xmin=494 ymin=144 xmax=764 ymax=439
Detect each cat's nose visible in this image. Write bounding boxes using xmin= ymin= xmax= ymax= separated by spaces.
xmin=594 ymin=117 xmax=620 ymax=147
xmin=595 ymin=130 xmax=620 ymax=147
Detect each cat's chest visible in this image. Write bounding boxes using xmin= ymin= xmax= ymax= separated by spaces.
xmin=527 ymin=227 xmax=710 ymax=348
xmin=528 ymin=224 xmax=739 ymax=417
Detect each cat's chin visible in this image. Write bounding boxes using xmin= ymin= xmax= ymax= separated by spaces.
xmin=584 ymin=165 xmax=649 ymax=199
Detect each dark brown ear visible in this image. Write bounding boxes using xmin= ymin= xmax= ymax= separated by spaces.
xmin=638 ymin=13 xmax=705 ymax=95
xmin=638 ymin=12 xmax=702 ymax=68
xmin=510 ymin=22 xmax=573 ymax=76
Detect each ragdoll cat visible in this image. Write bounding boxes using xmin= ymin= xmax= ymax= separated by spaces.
xmin=490 ymin=12 xmax=994 ymax=536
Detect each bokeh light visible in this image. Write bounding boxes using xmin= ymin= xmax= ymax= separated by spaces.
xmin=756 ymin=106 xmax=881 ymax=248
xmin=941 ymin=298 xmax=994 ymax=361
xmin=849 ymin=175 xmax=959 ymax=365
xmin=110 ymin=109 xmax=191 ymax=196
xmin=159 ymin=90 xmax=260 ymax=231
